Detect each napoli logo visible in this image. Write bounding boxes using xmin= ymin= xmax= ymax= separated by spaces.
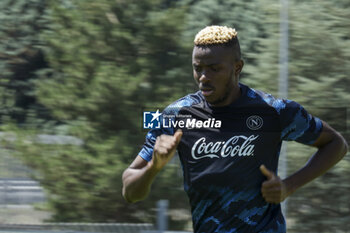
xmin=246 ymin=115 xmax=263 ymax=130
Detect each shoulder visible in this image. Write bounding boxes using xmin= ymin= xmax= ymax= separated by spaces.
xmin=242 ymin=83 xmax=295 ymax=115
xmin=163 ymin=91 xmax=204 ymax=116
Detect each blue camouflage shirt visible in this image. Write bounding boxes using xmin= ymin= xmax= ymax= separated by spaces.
xmin=139 ymin=83 xmax=323 ymax=233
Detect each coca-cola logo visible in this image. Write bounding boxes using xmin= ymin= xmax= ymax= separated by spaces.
xmin=191 ymin=135 xmax=259 ymax=160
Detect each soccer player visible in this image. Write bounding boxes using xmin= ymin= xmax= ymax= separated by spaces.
xmin=122 ymin=26 xmax=348 ymax=232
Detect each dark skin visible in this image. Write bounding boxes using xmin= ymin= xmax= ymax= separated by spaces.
xmin=122 ymin=44 xmax=348 ymax=204
xmin=192 ymin=45 xmax=244 ymax=107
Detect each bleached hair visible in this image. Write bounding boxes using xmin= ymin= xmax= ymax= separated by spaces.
xmin=194 ymin=25 xmax=238 ymax=45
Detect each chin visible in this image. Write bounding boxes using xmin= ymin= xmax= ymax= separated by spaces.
xmin=206 ymin=96 xmax=223 ymax=106
xmin=203 ymin=94 xmax=215 ymax=102
xmin=208 ymin=94 xmax=231 ymax=106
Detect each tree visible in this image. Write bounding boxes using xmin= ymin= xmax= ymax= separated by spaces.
xmin=10 ymin=0 xmax=191 ymax=229
xmin=285 ymin=0 xmax=350 ymax=232
xmin=0 ymin=0 xmax=50 ymax=124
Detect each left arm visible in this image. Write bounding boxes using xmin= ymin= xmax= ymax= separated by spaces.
xmin=260 ymin=121 xmax=348 ymax=204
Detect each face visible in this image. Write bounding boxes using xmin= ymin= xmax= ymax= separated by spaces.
xmin=192 ymin=45 xmax=244 ymax=107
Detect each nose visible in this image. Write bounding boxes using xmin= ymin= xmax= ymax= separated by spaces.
xmin=199 ymin=70 xmax=210 ymax=83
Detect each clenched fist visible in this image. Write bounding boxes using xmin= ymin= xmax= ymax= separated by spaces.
xmin=149 ymin=130 xmax=183 ymax=171
xmin=260 ymin=165 xmax=288 ymax=204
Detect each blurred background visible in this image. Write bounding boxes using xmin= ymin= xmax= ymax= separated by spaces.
xmin=0 ymin=0 xmax=349 ymax=232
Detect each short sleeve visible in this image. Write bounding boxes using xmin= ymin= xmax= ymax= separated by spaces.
xmin=280 ymin=100 xmax=323 ymax=145
xmin=138 ymin=115 xmax=174 ymax=162
xmin=138 ymin=93 xmax=202 ymax=161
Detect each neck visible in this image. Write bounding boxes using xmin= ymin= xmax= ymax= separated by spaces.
xmin=210 ymin=83 xmax=241 ymax=107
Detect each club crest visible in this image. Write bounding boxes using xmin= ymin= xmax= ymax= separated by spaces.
xmin=246 ymin=115 xmax=263 ymax=130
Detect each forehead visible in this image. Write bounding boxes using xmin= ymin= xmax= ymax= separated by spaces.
xmin=192 ymin=45 xmax=233 ymax=65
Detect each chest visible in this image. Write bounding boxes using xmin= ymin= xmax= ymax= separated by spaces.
xmin=176 ymin=106 xmax=282 ymax=187
xmin=177 ymin=105 xmax=281 ymax=158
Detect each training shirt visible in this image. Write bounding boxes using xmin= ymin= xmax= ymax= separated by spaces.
xmin=138 ymin=83 xmax=323 ymax=233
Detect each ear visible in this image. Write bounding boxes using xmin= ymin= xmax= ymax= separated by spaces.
xmin=234 ymin=60 xmax=244 ymax=77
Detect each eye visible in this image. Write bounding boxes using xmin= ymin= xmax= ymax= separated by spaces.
xmin=193 ymin=65 xmax=201 ymax=73
xmin=211 ymin=66 xmax=220 ymax=72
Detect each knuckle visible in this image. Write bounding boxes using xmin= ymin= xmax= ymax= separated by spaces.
xmin=159 ymin=135 xmax=166 ymax=142
xmin=157 ymin=147 xmax=166 ymax=155
xmin=162 ymin=148 xmax=169 ymax=154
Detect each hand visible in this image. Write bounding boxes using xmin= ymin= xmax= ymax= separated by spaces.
xmin=260 ymin=164 xmax=288 ymax=204
xmin=149 ymin=130 xmax=183 ymax=171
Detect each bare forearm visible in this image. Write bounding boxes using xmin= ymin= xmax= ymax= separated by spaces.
xmin=122 ymin=131 xmax=182 ymax=203
xmin=284 ymin=134 xmax=348 ymax=196
xmin=122 ymin=164 xmax=159 ymax=203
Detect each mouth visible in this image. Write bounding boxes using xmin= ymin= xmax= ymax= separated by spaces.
xmin=200 ymin=87 xmax=214 ymax=97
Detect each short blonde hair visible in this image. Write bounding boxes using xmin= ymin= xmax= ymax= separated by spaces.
xmin=194 ymin=25 xmax=238 ymax=45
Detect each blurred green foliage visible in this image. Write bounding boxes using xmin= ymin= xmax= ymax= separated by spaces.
xmin=0 ymin=0 xmax=349 ymax=232
xmin=0 ymin=0 xmax=50 ymax=124
xmin=285 ymin=1 xmax=350 ymax=232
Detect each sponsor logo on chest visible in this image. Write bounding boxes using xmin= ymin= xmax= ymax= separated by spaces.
xmin=191 ymin=135 xmax=259 ymax=160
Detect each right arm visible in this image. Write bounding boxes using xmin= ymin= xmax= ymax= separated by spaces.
xmin=122 ymin=130 xmax=182 ymax=203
